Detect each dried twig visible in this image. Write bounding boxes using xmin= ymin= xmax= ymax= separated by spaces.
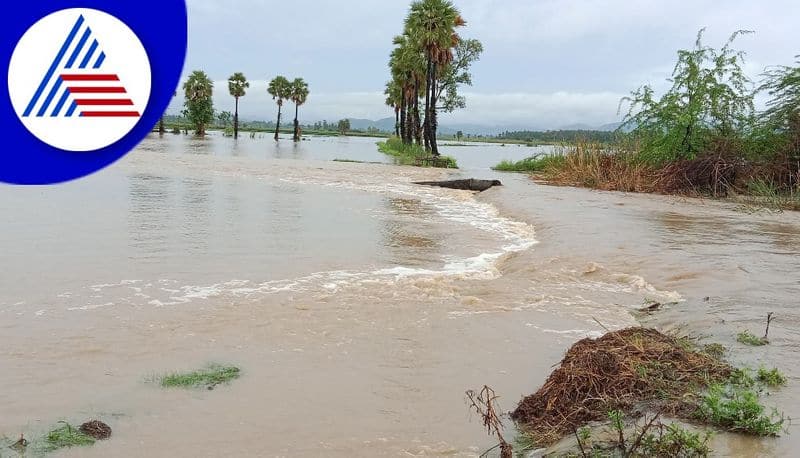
xmin=764 ymin=312 xmax=775 ymax=340
xmin=467 ymin=385 xmax=513 ymax=458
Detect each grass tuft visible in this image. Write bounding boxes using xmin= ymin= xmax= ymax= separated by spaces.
xmin=377 ymin=137 xmax=458 ymax=168
xmin=736 ymin=330 xmax=768 ymax=346
xmin=757 ymin=367 xmax=788 ymax=387
xmin=159 ymin=364 xmax=241 ymax=389
xmin=492 ymin=154 xmax=565 ymax=172
xmin=44 ymin=423 xmax=95 ymax=451
xmin=696 ymin=384 xmax=784 ymax=436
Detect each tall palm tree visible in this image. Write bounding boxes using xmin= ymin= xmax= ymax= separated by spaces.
xmin=406 ymin=0 xmax=465 ymax=155
xmin=289 ymin=78 xmax=310 ymax=142
xmin=390 ymin=34 xmax=426 ymax=146
xmin=267 ymin=76 xmax=291 ymax=141
xmin=228 ymin=72 xmax=249 ymax=139
xmin=385 ymin=81 xmax=402 ymax=138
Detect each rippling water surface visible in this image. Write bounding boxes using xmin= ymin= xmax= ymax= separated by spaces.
xmin=0 ymin=133 xmax=797 ymax=456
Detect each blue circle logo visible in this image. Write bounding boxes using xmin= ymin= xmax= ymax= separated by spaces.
xmin=1 ymin=1 xmax=187 ymax=184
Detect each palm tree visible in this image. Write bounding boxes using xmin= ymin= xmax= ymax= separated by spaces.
xmin=228 ymin=72 xmax=249 ymax=139
xmin=389 ymin=34 xmax=426 ymax=146
xmin=268 ymin=76 xmax=291 ymax=141
xmin=183 ymin=71 xmax=214 ymax=136
xmin=385 ymin=81 xmax=402 ymax=138
xmin=406 ymin=0 xmax=465 ymax=155
xmin=289 ymin=78 xmax=309 ymax=142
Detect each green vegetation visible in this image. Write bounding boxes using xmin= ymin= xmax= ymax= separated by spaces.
xmin=386 ymin=0 xmax=481 ymax=158
xmin=268 ymin=75 xmax=292 ymax=141
xmin=498 ymin=129 xmax=618 ymax=144
xmin=492 ymin=154 xmax=565 ymax=172
xmin=337 ymin=118 xmax=351 ymax=135
xmin=757 ymin=367 xmax=788 ymax=387
xmin=696 ymin=384 xmax=785 ymax=436
xmin=182 ymin=70 xmax=215 ymax=136
xmin=378 ymin=137 xmax=457 ymax=168
xmin=159 ymin=364 xmax=241 ymax=389
xmin=737 ymin=330 xmax=768 ymax=346
xmin=228 ymin=72 xmax=249 ymax=139
xmin=43 ymin=422 xmax=96 ymax=452
xmin=517 ymin=32 xmax=800 ymax=206
xmin=290 ymin=78 xmax=310 ymax=142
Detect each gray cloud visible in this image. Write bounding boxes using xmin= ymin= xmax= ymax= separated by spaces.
xmin=174 ymin=0 xmax=800 ymax=129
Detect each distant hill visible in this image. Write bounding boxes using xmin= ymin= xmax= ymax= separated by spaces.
xmin=337 ymin=117 xmax=627 ymax=136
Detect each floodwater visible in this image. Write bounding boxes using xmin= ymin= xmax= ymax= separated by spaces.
xmin=0 ymin=133 xmax=797 ymax=457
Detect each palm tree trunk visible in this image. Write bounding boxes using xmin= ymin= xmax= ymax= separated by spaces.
xmin=274 ymin=104 xmax=281 ymax=141
xmin=406 ymin=95 xmax=415 ymax=145
xmin=394 ymin=106 xmax=400 ymax=138
xmin=234 ymin=97 xmax=239 ymax=139
xmin=430 ymin=61 xmax=439 ymax=156
xmin=293 ymin=103 xmax=300 ymax=142
xmin=399 ymin=97 xmax=407 ymax=142
xmin=423 ymin=55 xmax=432 ymax=152
xmin=414 ymin=94 xmax=422 ymax=146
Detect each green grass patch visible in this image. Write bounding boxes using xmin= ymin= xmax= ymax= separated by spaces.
xmin=159 ymin=364 xmax=241 ymax=389
xmin=696 ymin=384 xmax=785 ymax=436
xmin=492 ymin=154 xmax=565 ymax=172
xmin=737 ymin=330 xmax=768 ymax=346
xmin=43 ymin=422 xmax=95 ymax=452
xmin=757 ymin=367 xmax=788 ymax=387
xmin=377 ymin=137 xmax=458 ymax=168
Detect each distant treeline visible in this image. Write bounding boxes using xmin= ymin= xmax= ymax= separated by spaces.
xmin=497 ymin=130 xmax=617 ymax=143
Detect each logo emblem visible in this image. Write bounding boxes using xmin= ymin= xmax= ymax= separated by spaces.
xmin=8 ymin=8 xmax=151 ymax=152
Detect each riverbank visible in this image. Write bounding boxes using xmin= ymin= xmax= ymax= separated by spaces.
xmin=494 ymin=142 xmax=800 ymax=212
xmin=377 ymin=137 xmax=458 ymax=168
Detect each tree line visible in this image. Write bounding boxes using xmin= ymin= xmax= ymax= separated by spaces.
xmin=385 ymin=0 xmax=482 ymax=157
xmin=497 ymin=130 xmax=617 ymax=143
xmin=181 ymin=71 xmax=310 ymax=142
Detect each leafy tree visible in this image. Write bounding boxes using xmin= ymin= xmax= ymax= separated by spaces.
xmin=436 ymin=38 xmax=483 ymax=113
xmin=228 ymin=72 xmax=249 ymax=139
xmin=760 ymin=57 xmax=800 ymax=131
xmin=217 ymin=110 xmax=232 ymax=127
xmin=620 ymin=29 xmax=755 ymax=162
xmin=389 ymin=34 xmax=426 ymax=146
xmin=289 ymin=78 xmax=309 ymax=142
xmin=337 ymin=119 xmax=351 ymax=135
xmin=267 ymin=75 xmax=292 ymax=141
xmin=183 ymin=70 xmax=214 ymax=136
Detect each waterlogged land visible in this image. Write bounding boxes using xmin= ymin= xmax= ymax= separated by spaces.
xmin=0 ymin=133 xmax=798 ymax=456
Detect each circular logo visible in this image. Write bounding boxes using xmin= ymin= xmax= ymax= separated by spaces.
xmin=0 ymin=1 xmax=186 ymax=185
xmin=8 ymin=8 xmax=151 ymax=152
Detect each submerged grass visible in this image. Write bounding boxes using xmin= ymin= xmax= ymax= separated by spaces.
xmin=159 ymin=364 xmax=241 ymax=389
xmin=492 ymin=154 xmax=565 ymax=172
xmin=377 ymin=137 xmax=458 ymax=168
xmin=43 ymin=422 xmax=95 ymax=452
xmin=757 ymin=367 xmax=788 ymax=387
xmin=737 ymin=330 xmax=768 ymax=346
xmin=696 ymin=384 xmax=785 ymax=436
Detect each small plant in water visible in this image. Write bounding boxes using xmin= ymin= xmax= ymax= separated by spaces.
xmin=736 ymin=330 xmax=767 ymax=346
xmin=757 ymin=367 xmax=788 ymax=387
xmin=696 ymin=384 xmax=784 ymax=436
xmin=44 ymin=422 xmax=95 ymax=451
xmin=159 ymin=364 xmax=241 ymax=389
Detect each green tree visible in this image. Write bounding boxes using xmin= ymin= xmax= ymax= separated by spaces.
xmin=406 ymin=0 xmax=465 ymax=156
xmin=436 ymin=38 xmax=483 ymax=113
xmin=183 ymin=71 xmax=214 ymax=136
xmin=760 ymin=57 xmax=800 ymax=131
xmin=289 ymin=78 xmax=310 ymax=142
xmin=389 ymin=34 xmax=426 ymax=146
xmin=337 ymin=119 xmax=351 ymax=135
xmin=158 ymin=91 xmax=177 ymax=135
xmin=218 ymin=110 xmax=232 ymax=127
xmin=268 ymin=75 xmax=291 ymax=141
xmin=228 ymin=72 xmax=249 ymax=139
xmin=620 ymin=29 xmax=755 ymax=162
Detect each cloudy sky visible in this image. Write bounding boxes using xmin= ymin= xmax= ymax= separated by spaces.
xmin=169 ymin=0 xmax=800 ymax=130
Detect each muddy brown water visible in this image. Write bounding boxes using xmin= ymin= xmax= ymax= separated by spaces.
xmin=0 ymin=134 xmax=797 ymax=457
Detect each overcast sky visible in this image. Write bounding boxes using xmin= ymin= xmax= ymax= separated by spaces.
xmin=168 ymin=0 xmax=800 ymax=129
